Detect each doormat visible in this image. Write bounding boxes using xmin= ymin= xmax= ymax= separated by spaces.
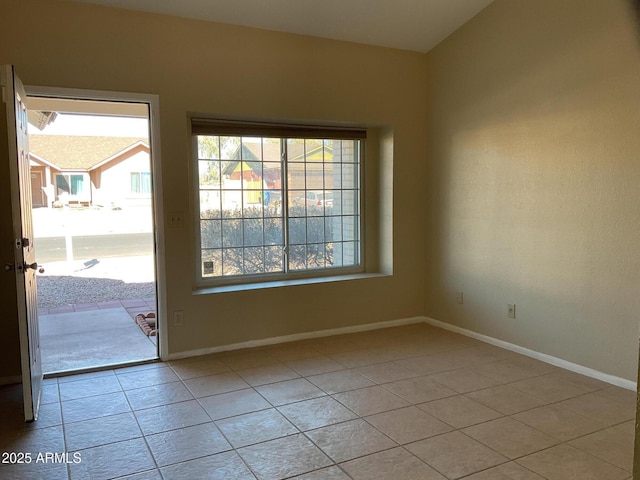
xmin=135 ymin=312 xmax=157 ymax=336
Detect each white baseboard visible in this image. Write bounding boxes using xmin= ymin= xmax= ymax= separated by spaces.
xmin=424 ymin=317 xmax=637 ymax=392
xmin=167 ymin=316 xmax=425 ymax=361
xmin=0 ymin=375 xmax=22 ymax=386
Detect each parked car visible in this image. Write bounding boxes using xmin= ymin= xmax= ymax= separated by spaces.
xmin=294 ymin=191 xmax=333 ymax=207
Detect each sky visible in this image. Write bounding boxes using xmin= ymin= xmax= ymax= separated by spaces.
xmin=30 ymin=113 xmax=149 ymax=137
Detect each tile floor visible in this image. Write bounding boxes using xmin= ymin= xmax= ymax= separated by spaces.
xmin=0 ymin=323 xmax=635 ymax=480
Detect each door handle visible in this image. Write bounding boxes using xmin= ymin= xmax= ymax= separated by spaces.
xmin=24 ymin=262 xmax=44 ymax=273
xmin=4 ymin=263 xmax=15 ymax=272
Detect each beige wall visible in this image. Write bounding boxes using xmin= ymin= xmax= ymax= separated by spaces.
xmin=0 ymin=0 xmax=428 ymax=359
xmin=425 ymin=0 xmax=640 ymax=380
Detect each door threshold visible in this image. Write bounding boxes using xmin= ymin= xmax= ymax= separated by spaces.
xmin=44 ymin=357 xmax=161 ymax=379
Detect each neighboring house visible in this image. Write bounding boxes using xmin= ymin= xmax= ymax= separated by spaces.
xmin=28 ymin=135 xmax=150 ymax=208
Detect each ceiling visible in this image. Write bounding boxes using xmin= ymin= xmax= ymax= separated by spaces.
xmin=69 ymin=0 xmax=493 ymax=53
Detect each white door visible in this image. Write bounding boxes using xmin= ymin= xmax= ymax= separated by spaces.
xmin=1 ymin=65 xmax=43 ymax=422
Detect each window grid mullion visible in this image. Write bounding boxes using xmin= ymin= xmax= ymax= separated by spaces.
xmin=281 ymin=139 xmax=290 ymax=274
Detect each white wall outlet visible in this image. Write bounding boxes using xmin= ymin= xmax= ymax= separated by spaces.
xmin=168 ymin=212 xmax=185 ymax=228
xmin=173 ymin=310 xmax=184 ymax=326
xmin=507 ymin=304 xmax=516 ymax=319
xmin=456 ymin=292 xmax=464 ymax=304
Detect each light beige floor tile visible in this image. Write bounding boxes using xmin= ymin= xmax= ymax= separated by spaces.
xmin=512 ymin=404 xmax=605 ymax=441
xmin=169 ymin=357 xmax=231 ymax=380
xmin=547 ymin=371 xmax=610 ymax=392
xmin=56 ymin=369 xmax=116 ymax=384
xmin=509 ymin=374 xmax=591 ymax=402
xmin=64 ymin=412 xmax=142 ymax=451
xmin=382 ymin=376 xmax=457 ymax=404
xmin=0 ymin=424 xmax=65 ymax=457
xmin=340 ymin=447 xmax=446 ymax=480
xmin=418 ymin=394 xmax=502 ymax=428
xmin=517 ymin=444 xmax=629 ymax=480
xmin=285 ymin=355 xmax=345 ymax=376
xmin=116 ymin=366 xmax=180 ymax=390
xmin=291 ymin=466 xmax=350 ymax=479
xmin=125 ymin=381 xmax=194 ymax=410
xmin=614 ymin=420 xmax=635 ymax=436
xmin=354 ymin=361 xmax=419 ymax=384
xmin=146 ymin=422 xmax=231 ymax=466
xmin=329 ymin=349 xmax=387 ymax=368
xmin=0 ymin=460 xmax=69 ymax=480
xmin=557 ymin=392 xmax=636 ymax=425
xmin=215 ymin=408 xmax=297 ymax=448
xmin=333 ymin=385 xmax=410 ymax=416
xmin=238 ymin=433 xmax=332 ymax=479
xmin=255 ymin=378 xmax=325 ymax=406
xmin=219 ymin=349 xmax=279 ymax=370
xmin=40 ymin=383 xmax=60 ymax=404
xmin=395 ymin=352 xmax=471 ymax=376
xmin=463 ymin=461 xmax=545 ymax=479
xmin=24 ymin=402 xmax=62 ymax=429
xmin=61 ymin=391 xmax=131 ymax=423
xmin=198 ymin=388 xmax=271 ymax=420
xmin=462 ymin=417 xmax=558 ymax=459
xmin=366 ymin=406 xmax=452 ymax=444
xmin=134 ymin=399 xmax=210 ymax=435
xmin=159 ymin=451 xmax=255 ymax=480
xmin=505 ymin=356 xmax=559 ymax=376
xmin=184 ymin=372 xmax=250 ymax=398
xmin=306 ymin=419 xmax=396 ymax=463
xmin=596 ymin=386 xmax=637 ymax=407
xmin=569 ymin=427 xmax=634 ymax=472
xmin=69 ymin=438 xmax=155 ymax=480
xmin=466 ymin=385 xmax=547 ymax=415
xmin=307 ymin=369 xmax=375 ymax=394
xmin=236 ymin=363 xmax=300 ymax=386
xmin=58 ymin=375 xmax=122 ymax=401
xmin=428 ymin=368 xmax=500 ymax=393
xmin=117 ymin=470 xmax=163 ymax=480
xmin=407 ymin=431 xmax=508 ymax=479
xmin=472 ymin=359 xmax=545 ymax=383
xmin=263 ymin=341 xmax=321 ymax=362
xmin=278 ymin=396 xmax=357 ymax=431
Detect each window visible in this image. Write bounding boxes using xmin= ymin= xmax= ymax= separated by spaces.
xmin=192 ymin=119 xmax=365 ymax=284
xmin=56 ymin=174 xmax=84 ymax=196
xmin=130 ymin=171 xmax=151 ymax=194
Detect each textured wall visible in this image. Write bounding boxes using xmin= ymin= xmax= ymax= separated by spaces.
xmin=425 ymin=0 xmax=640 ymax=380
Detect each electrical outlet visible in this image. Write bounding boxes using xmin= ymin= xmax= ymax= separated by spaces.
xmin=507 ymin=304 xmax=516 ymax=319
xmin=168 ymin=212 xmax=185 ymax=228
xmin=456 ymin=292 xmax=464 ymax=304
xmin=173 ymin=310 xmax=184 ymax=326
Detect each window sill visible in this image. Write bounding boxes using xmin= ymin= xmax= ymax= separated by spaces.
xmin=193 ymin=272 xmax=390 ymax=295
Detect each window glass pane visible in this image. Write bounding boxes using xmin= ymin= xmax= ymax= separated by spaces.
xmin=201 ymin=220 xmax=222 ymax=249
xmin=200 ymin=191 xmax=221 ymax=219
xmin=141 ymin=172 xmax=151 ymax=193
xmin=341 ymin=190 xmax=358 ymax=215
xmin=199 ymin=160 xmax=221 ymax=188
xmin=244 ymin=247 xmax=265 ymax=274
xmin=288 ymin=162 xmax=305 ymax=190
xmin=286 ymin=138 xmax=304 ymax=161
xmin=56 ymin=174 xmax=69 ymax=196
xmin=221 ymin=191 xmax=242 ymax=217
xmin=243 ymin=219 xmax=263 ymax=247
xmin=130 ymin=172 xmax=140 ymax=193
xmin=342 ymin=241 xmax=358 ymax=266
xmin=307 ymin=217 xmax=324 ymax=244
xmin=198 ymin=135 xmax=220 ymax=160
xmin=330 ymin=140 xmax=342 ymax=163
xmin=306 ymin=164 xmax=322 ymax=190
xmin=222 ymin=220 xmax=243 ymax=247
xmin=201 ymin=249 xmax=222 ymax=277
xmin=342 ymin=216 xmax=357 ymax=242
xmin=262 ymin=138 xmax=280 ymax=161
xmin=305 ymin=139 xmax=323 ymax=162
xmin=265 ymin=246 xmax=284 ymax=272
xmin=330 ymin=242 xmax=343 ymax=267
xmin=288 ymin=193 xmax=306 ymax=218
xmin=288 ymin=218 xmax=306 ymax=245
xmin=325 ymin=216 xmax=341 ymax=242
xmin=342 ymin=163 xmax=358 ymax=190
xmin=341 ymin=140 xmax=357 ymax=162
xmin=289 ymin=245 xmax=306 ymax=271
xmin=222 ymin=248 xmax=243 ymax=276
xmin=71 ymin=175 xmax=83 ymax=195
xmin=220 ymin=136 xmax=241 ymax=159
xmin=264 ymin=218 xmax=283 ymax=245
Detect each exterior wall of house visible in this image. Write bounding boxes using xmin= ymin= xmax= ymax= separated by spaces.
xmin=93 ymin=149 xmax=152 ymax=207
xmin=424 ymin=0 xmax=640 ymax=380
xmin=0 ymin=0 xmax=427 ymax=357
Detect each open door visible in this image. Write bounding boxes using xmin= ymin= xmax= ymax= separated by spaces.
xmin=1 ymin=65 xmax=43 ymax=422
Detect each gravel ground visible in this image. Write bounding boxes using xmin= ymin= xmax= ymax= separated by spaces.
xmin=36 ymin=256 xmax=156 ymax=308
xmin=37 ymin=276 xmax=155 ymax=308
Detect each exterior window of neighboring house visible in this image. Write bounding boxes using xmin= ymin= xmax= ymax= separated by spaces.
xmin=192 ymin=119 xmax=365 ymax=285
xmin=56 ymin=174 xmax=84 ymax=196
xmin=130 ymin=171 xmax=152 ymax=194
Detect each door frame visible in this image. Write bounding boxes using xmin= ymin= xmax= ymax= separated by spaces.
xmin=25 ymin=85 xmax=168 ymax=361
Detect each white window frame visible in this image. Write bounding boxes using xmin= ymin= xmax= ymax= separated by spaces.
xmin=191 ymin=118 xmax=366 ymax=287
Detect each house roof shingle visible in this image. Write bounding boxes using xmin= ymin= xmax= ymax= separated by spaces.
xmin=28 ymin=135 xmax=147 ymax=170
